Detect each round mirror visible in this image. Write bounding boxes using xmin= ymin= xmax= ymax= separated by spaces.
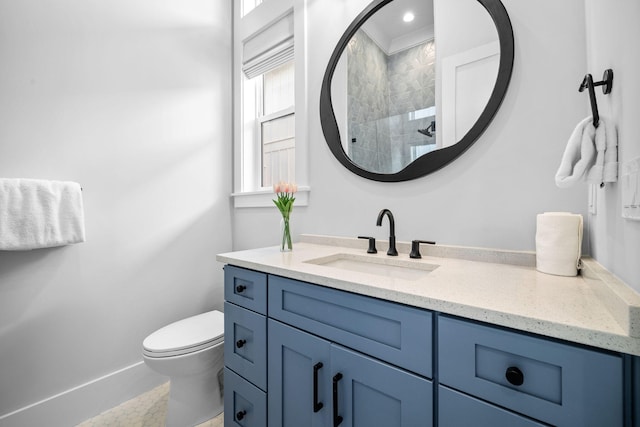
xmin=320 ymin=0 xmax=514 ymax=182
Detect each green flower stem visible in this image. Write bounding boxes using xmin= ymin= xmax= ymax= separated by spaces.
xmin=274 ymin=192 xmax=295 ymax=252
xmin=281 ymin=216 xmax=292 ymax=251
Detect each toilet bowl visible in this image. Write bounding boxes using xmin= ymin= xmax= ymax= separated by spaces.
xmin=143 ymin=310 xmax=224 ymax=427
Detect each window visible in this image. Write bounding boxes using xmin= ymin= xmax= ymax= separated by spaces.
xmin=233 ymin=0 xmax=308 ymax=207
xmin=259 ymin=61 xmax=295 ymax=187
xmin=242 ymin=0 xmax=263 ymax=17
xmin=242 ymin=60 xmax=295 ymax=191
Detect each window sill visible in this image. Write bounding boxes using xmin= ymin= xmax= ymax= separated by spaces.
xmin=232 ymin=186 xmax=310 ymax=208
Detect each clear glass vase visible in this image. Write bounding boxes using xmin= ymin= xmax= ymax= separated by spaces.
xmin=280 ymin=216 xmax=292 ymax=252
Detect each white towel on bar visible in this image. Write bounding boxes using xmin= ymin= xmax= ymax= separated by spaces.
xmin=0 ymin=178 xmax=86 ymax=250
xmin=555 ymin=116 xmax=618 ymax=187
xmin=585 ymin=117 xmax=618 ymax=184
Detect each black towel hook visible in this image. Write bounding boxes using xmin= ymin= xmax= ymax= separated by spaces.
xmin=578 ymin=69 xmax=613 ymax=128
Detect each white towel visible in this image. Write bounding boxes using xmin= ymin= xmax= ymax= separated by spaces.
xmin=0 ymin=178 xmax=86 ymax=250
xmin=555 ymin=116 xmax=618 ymax=187
xmin=535 ymin=212 xmax=583 ymax=277
xmin=585 ymin=117 xmax=618 ymax=184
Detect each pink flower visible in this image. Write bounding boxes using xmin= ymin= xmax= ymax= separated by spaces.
xmin=273 ymin=181 xmax=297 ymax=196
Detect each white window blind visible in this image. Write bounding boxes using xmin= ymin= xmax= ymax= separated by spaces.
xmin=242 ymin=12 xmax=294 ymax=79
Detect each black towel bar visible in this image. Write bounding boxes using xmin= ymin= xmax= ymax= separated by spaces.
xmin=578 ymin=69 xmax=613 ymax=128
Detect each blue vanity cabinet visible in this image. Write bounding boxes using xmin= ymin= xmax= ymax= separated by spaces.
xmin=268 ymin=318 xmax=433 ymax=427
xmin=438 ymin=315 xmax=624 ymax=427
xmin=223 ymin=266 xmax=269 ymax=426
xmin=267 ymin=273 xmax=434 ymax=426
xmin=222 ymin=264 xmax=634 ymax=427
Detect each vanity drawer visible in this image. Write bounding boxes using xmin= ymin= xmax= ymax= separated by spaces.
xmin=224 ymin=265 xmax=267 ymax=315
xmin=268 ymin=275 xmax=432 ymax=378
xmin=438 ymin=315 xmax=623 ymax=427
xmin=439 ymin=386 xmax=546 ymax=427
xmin=224 ymin=302 xmax=267 ymax=391
xmin=224 ymin=368 xmax=266 ymax=427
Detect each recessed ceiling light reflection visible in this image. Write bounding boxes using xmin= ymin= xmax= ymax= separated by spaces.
xmin=403 ymin=12 xmax=415 ymax=23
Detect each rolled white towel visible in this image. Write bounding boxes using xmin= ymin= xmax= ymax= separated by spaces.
xmin=535 ymin=212 xmax=583 ymax=277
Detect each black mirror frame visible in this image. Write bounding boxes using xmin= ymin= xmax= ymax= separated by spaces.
xmin=320 ymin=0 xmax=515 ymax=182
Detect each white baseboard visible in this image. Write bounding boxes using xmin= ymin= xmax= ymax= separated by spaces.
xmin=0 ymin=361 xmax=167 ymax=427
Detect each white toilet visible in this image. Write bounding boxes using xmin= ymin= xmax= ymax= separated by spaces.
xmin=142 ymin=310 xmax=224 ymax=427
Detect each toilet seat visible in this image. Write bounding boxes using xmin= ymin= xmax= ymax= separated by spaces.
xmin=143 ymin=310 xmax=224 ymax=358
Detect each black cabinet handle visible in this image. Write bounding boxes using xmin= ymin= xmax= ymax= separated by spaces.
xmin=236 ymin=284 xmax=246 ymax=293
xmin=313 ymin=362 xmax=324 ymax=412
xmin=332 ymin=373 xmax=343 ymax=426
xmin=236 ymin=339 xmax=247 ymax=348
xmin=236 ymin=410 xmax=247 ymax=421
xmin=505 ymin=366 xmax=524 ymax=386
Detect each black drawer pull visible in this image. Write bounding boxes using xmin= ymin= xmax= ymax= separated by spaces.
xmin=236 ymin=410 xmax=247 ymax=421
xmin=236 ymin=284 xmax=247 ymax=293
xmin=506 ymin=366 xmax=524 ymax=386
xmin=313 ymin=362 xmax=324 ymax=412
xmin=333 ymin=373 xmax=343 ymax=426
xmin=236 ymin=339 xmax=247 ymax=348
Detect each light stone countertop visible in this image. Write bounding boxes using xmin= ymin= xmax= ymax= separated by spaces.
xmin=217 ymin=235 xmax=640 ymax=356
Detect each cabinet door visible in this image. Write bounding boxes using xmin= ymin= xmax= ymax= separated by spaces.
xmin=331 ymin=345 xmax=433 ymax=427
xmin=634 ymin=355 xmax=640 ymax=427
xmin=224 ymin=302 xmax=267 ymax=391
xmin=224 ymin=265 xmax=267 ymax=314
xmin=439 ymin=386 xmax=546 ymax=427
xmin=268 ymin=319 xmax=332 ymax=427
xmin=224 ymin=368 xmax=266 ymax=427
xmin=439 ymin=315 xmax=623 ymax=427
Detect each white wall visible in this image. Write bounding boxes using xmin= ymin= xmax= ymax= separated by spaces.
xmin=585 ymin=0 xmax=640 ymax=293
xmin=233 ymin=0 xmax=588 ymax=253
xmin=0 ymin=0 xmax=232 ymax=424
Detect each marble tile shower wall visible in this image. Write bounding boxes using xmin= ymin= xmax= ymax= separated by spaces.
xmin=347 ymin=30 xmax=389 ymax=172
xmin=347 ymin=30 xmax=436 ymax=173
xmin=388 ymin=41 xmax=435 ymax=116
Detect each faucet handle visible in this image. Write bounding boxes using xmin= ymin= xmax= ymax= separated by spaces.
xmin=357 ymin=236 xmax=378 ymax=254
xmin=410 ymin=240 xmax=436 ymax=259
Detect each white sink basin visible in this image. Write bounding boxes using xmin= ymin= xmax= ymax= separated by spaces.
xmin=304 ymin=253 xmax=438 ymax=281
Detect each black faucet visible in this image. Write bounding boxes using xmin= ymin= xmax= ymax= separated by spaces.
xmin=376 ymin=209 xmax=398 ymax=256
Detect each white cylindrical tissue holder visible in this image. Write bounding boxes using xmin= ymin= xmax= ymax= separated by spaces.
xmin=535 ymin=212 xmax=583 ymax=276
